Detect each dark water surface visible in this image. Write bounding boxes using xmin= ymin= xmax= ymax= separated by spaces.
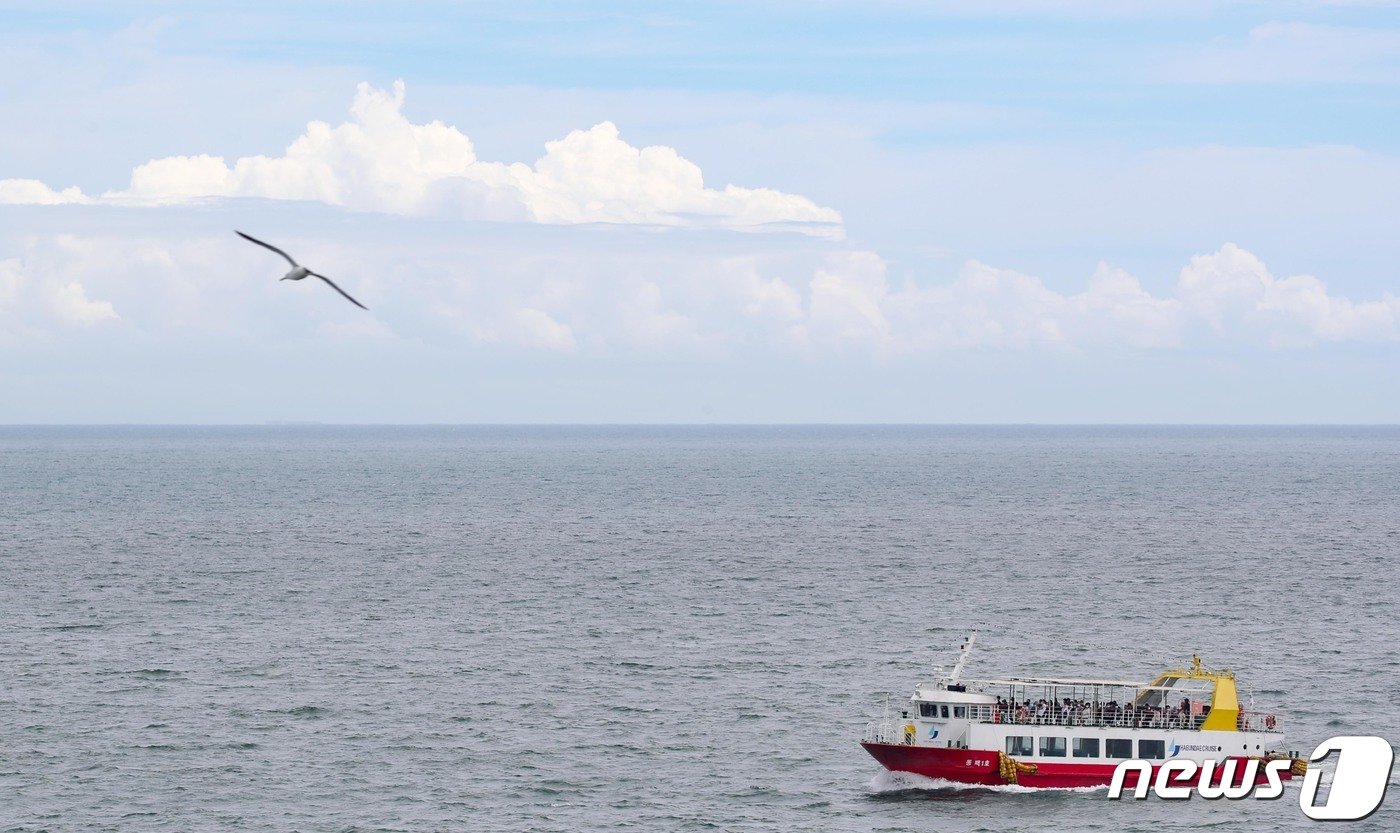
xmin=2 ymin=426 xmax=1397 ymax=832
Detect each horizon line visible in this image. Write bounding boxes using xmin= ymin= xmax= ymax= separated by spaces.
xmin=3 ymin=422 xmax=1399 ymax=429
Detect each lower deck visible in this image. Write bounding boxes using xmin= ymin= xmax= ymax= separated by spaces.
xmin=872 ymin=703 xmax=1283 ymax=768
xmin=861 ymin=742 xmax=1293 ymax=789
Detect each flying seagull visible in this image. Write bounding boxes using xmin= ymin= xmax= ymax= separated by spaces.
xmin=235 ymin=231 xmax=368 ymax=310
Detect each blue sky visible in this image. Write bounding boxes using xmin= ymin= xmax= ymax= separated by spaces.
xmin=2 ymin=1 xmax=1399 ymax=422
xmin=10 ymin=2 xmax=1398 ymax=145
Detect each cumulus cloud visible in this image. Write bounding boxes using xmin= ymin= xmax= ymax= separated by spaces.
xmin=808 ymin=252 xmax=893 ymax=346
xmin=0 ymin=255 xmax=118 ymax=332
xmin=508 ymin=308 xmax=577 ymax=352
xmin=882 ymin=260 xmax=1182 ymax=350
xmin=739 ymin=273 xmax=804 ymax=323
xmin=795 ymin=254 xmax=1182 ymax=351
xmin=617 ymin=282 xmax=706 ymax=350
xmin=797 ymin=243 xmax=1399 ymax=352
xmin=0 ymin=179 xmax=92 ymax=206
xmin=0 ymin=81 xmax=842 ymax=235
xmin=49 ymin=280 xmax=119 ymax=325
xmin=3 ymin=229 xmax=1393 ymax=357
xmin=1178 ymin=243 xmax=1400 ymax=346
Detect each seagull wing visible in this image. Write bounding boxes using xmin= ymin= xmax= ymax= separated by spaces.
xmin=310 ymin=272 xmax=369 ymax=310
xmin=235 ymin=231 xmax=299 ymax=267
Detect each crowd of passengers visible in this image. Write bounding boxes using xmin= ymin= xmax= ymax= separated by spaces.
xmin=989 ymin=697 xmax=1201 ymax=728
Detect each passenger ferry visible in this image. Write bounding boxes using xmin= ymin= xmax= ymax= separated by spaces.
xmin=861 ymin=634 xmax=1307 ymax=789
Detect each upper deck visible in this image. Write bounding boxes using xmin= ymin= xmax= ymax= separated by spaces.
xmin=912 ymin=698 xmax=1283 ymax=734
xmin=905 ymin=638 xmax=1283 ymax=734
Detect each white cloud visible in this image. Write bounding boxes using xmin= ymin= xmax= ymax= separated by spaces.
xmin=1068 ymin=264 xmax=1183 ymax=348
xmin=510 ymin=307 xmax=577 ymax=352
xmin=899 ymin=260 xmax=1077 ymax=349
xmin=800 ymin=243 xmax=1398 ymax=352
xmin=801 ymin=254 xmax=1151 ymax=352
xmin=0 ymin=81 xmax=841 ymax=235
xmin=0 ymin=179 xmax=91 ymax=206
xmin=0 ymin=260 xmax=22 ymax=311
xmin=807 ymin=251 xmax=893 ymax=346
xmin=523 ymin=120 xmax=839 ymax=230
xmin=739 ymin=273 xmax=804 ymax=323
xmin=618 ymin=281 xmax=706 ymax=349
xmin=1179 ymin=242 xmax=1400 ymax=345
xmin=2 ymin=229 xmax=1393 ymax=357
xmin=0 ymin=255 xmax=118 ymax=332
xmin=1177 ymin=242 xmax=1272 ymax=329
xmin=49 ymin=280 xmax=118 ymax=326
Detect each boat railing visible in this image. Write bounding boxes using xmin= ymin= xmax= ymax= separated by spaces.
xmin=862 ymin=718 xmax=910 ymax=745
xmin=959 ymin=703 xmax=1282 ymax=733
xmin=1236 ymin=709 xmax=1283 ymax=733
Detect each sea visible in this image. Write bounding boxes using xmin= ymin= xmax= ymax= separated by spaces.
xmin=2 ymin=426 xmax=1397 ymax=832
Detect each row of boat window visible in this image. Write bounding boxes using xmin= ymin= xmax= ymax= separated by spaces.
xmin=1005 ymin=735 xmax=1166 ymax=760
xmin=921 ymin=704 xmax=968 ymax=719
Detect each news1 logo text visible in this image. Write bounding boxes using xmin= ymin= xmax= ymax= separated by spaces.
xmin=1107 ymin=736 xmax=1393 ymax=821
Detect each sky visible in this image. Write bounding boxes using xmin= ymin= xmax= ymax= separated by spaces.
xmin=2 ymin=1 xmax=1399 ymax=423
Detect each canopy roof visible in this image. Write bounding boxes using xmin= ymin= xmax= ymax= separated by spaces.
xmin=966 ymin=676 xmax=1150 ymax=688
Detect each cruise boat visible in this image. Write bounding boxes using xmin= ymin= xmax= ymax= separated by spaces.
xmin=861 ymin=634 xmax=1307 ymax=789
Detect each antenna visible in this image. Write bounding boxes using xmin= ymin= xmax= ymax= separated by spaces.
xmin=948 ymin=631 xmax=977 ymax=683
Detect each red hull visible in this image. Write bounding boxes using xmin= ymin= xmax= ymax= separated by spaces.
xmin=861 ymin=743 xmax=1293 ymax=789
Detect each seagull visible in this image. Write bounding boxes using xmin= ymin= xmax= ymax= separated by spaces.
xmin=235 ymin=231 xmax=368 ymax=310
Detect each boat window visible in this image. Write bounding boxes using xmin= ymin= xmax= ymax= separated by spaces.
xmin=1105 ymin=738 xmax=1133 ymax=759
xmin=941 ymin=705 xmax=949 ymax=719
xmin=1138 ymin=739 xmax=1166 ymax=760
xmin=919 ymin=702 xmax=938 ymax=718
xmin=1072 ymin=738 xmax=1099 ymax=758
xmin=1006 ymin=736 xmax=1034 ymax=756
xmin=1039 ymin=737 xmax=1067 ymax=757
xmin=953 ymin=706 xmax=966 ymax=718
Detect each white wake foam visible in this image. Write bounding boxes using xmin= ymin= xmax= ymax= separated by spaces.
xmin=867 ymin=770 xmax=1108 ymax=795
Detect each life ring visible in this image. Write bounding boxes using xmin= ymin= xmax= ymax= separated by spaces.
xmin=1264 ymin=714 xmax=1276 ymax=730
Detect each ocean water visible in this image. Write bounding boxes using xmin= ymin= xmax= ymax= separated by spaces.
xmin=1 ymin=425 xmax=1397 ymax=832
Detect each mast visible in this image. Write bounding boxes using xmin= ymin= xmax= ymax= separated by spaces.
xmin=948 ymin=631 xmax=977 ymax=683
